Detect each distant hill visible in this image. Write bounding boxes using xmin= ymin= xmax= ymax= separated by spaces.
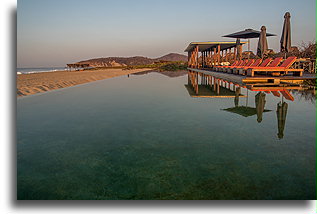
xmin=155 ymin=53 xmax=187 ymax=62
xmin=76 ymin=53 xmax=187 ymax=67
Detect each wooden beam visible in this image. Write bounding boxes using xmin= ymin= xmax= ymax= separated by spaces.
xmin=217 ymin=45 xmax=220 ymax=65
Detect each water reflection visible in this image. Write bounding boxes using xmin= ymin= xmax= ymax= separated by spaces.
xmin=292 ymin=88 xmax=316 ymax=103
xmin=234 ymin=87 xmax=240 ymax=107
xmin=132 ymin=70 xmax=187 ymax=78
xmin=277 ymin=101 xmax=288 ymax=139
xmin=255 ymin=92 xmax=266 ymax=123
xmin=185 ymin=72 xmax=314 ymax=139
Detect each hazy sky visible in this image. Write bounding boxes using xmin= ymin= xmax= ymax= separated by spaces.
xmin=17 ymin=0 xmax=316 ymax=68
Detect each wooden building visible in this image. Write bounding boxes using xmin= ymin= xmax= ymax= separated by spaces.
xmin=66 ymin=63 xmax=90 ymax=71
xmin=184 ymin=41 xmax=247 ymax=68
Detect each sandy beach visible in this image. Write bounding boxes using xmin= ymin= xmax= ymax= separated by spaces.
xmin=17 ymin=68 xmax=152 ymax=97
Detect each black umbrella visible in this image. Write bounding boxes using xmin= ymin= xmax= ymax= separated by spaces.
xmin=280 ymin=12 xmax=291 ymax=54
xmin=223 ymin=28 xmax=276 ymax=39
xmin=223 ymin=28 xmax=276 ymax=52
xmin=257 ymin=26 xmax=269 ymax=58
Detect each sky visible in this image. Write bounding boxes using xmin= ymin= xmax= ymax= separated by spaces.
xmin=17 ymin=0 xmax=316 ymax=68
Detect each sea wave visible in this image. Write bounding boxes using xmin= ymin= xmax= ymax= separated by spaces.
xmin=16 ymin=67 xmax=67 ymax=74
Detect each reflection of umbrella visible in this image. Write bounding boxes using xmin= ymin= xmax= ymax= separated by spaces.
xmin=223 ymin=28 xmax=276 ymax=52
xmin=255 ymin=92 xmax=266 ymax=123
xmin=222 ymin=106 xmax=270 ymax=117
xmin=280 ymin=12 xmax=291 ymax=54
xmin=276 ymin=101 xmax=288 ymax=139
xmin=234 ymin=87 xmax=241 ymax=107
xmin=257 ymin=26 xmax=269 ymax=58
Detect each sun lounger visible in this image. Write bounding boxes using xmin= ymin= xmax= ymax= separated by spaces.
xmin=246 ymin=56 xmax=302 ymax=77
xmin=243 ymin=57 xmax=283 ymax=76
xmin=229 ymin=59 xmax=257 ymax=74
xmin=222 ymin=60 xmax=249 ymax=73
xmin=215 ymin=60 xmax=241 ymax=72
xmin=271 ymin=91 xmax=281 ymax=97
xmin=279 ymin=90 xmax=294 ymax=101
xmin=236 ymin=58 xmax=272 ymax=75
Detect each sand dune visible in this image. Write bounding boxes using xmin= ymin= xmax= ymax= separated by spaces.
xmin=17 ymin=68 xmax=151 ymax=97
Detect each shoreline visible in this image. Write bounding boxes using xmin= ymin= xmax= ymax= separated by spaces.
xmin=17 ymin=68 xmax=152 ymax=97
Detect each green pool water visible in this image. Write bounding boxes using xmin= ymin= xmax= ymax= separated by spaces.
xmin=17 ymin=71 xmax=316 ymax=200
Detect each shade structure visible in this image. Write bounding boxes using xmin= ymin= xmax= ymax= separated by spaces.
xmin=184 ymin=41 xmax=247 ymax=52
xmin=280 ymin=12 xmax=291 ymax=53
xmin=276 ymin=101 xmax=288 ymax=139
xmin=257 ymin=26 xmax=269 ymax=58
xmin=223 ymin=28 xmax=276 ymax=39
xmin=255 ymin=91 xmax=266 ymax=123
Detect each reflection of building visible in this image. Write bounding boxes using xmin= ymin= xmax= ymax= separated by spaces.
xmin=132 ymin=70 xmax=187 ymax=78
xmin=184 ymin=83 xmax=245 ymax=98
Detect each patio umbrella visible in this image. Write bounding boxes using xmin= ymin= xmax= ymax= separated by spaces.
xmin=280 ymin=12 xmax=291 ymax=55
xmin=223 ymin=28 xmax=276 ymax=52
xmin=276 ymin=101 xmax=288 ymax=139
xmin=255 ymin=91 xmax=266 ymax=123
xmin=257 ymin=26 xmax=268 ymax=58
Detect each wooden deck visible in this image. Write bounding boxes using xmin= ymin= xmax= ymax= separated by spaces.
xmin=188 ymin=68 xmax=315 ymax=85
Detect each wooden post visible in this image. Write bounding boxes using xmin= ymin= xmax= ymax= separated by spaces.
xmin=203 ymin=51 xmax=205 ymax=68
xmin=233 ymin=47 xmax=237 ymax=61
xmin=196 ymin=46 xmax=199 ymax=68
xmin=202 ymin=52 xmax=204 ymax=68
xmin=212 ymin=47 xmax=216 ymax=66
xmin=196 ymin=71 xmax=198 ymax=85
xmin=217 ymin=79 xmax=220 ymax=94
xmin=217 ymin=45 xmax=221 ymax=65
xmin=228 ymin=48 xmax=231 ymax=63
xmin=238 ymin=45 xmax=242 ymax=60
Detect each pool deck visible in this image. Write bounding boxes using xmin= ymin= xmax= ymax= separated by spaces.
xmin=188 ymin=68 xmax=315 ymax=88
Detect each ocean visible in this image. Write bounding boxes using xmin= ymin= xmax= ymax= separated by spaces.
xmin=16 ymin=67 xmax=67 ymax=75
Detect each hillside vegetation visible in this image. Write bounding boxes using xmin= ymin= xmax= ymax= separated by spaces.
xmin=77 ymin=53 xmax=187 ymax=68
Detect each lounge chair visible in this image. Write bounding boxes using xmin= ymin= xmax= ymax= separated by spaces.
xmin=215 ymin=60 xmax=241 ymax=72
xmin=246 ymin=56 xmax=302 ymax=77
xmin=279 ymin=90 xmax=294 ymax=101
xmin=222 ymin=60 xmax=249 ymax=73
xmin=229 ymin=59 xmax=257 ymax=74
xmin=271 ymin=91 xmax=281 ymax=97
xmin=237 ymin=58 xmax=273 ymax=75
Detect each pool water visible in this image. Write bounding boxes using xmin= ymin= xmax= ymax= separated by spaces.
xmin=17 ymin=71 xmax=316 ymax=199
